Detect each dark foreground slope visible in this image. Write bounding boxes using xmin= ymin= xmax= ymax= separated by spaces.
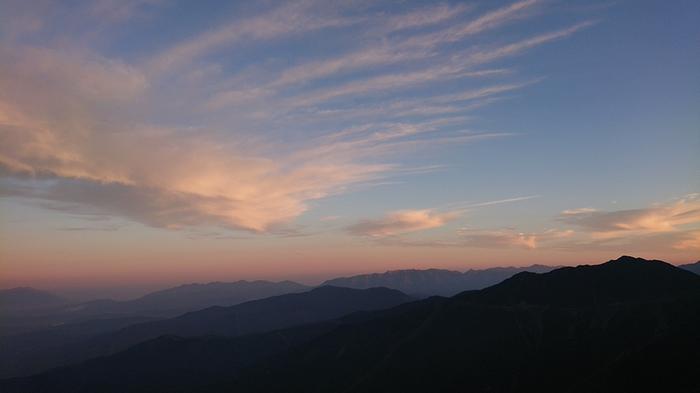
xmin=0 ymin=286 xmax=410 ymax=379
xmin=232 ymin=256 xmax=700 ymax=393
xmin=4 ymin=256 xmax=699 ymax=393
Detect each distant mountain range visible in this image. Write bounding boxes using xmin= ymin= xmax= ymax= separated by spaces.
xmin=0 ymin=280 xmax=311 ymax=336
xmin=3 ymin=256 xmax=699 ymax=393
xmin=1 ymin=265 xmax=565 ymax=336
xmin=323 ymin=264 xmax=558 ymax=296
xmin=0 ymin=287 xmax=68 ymax=312
xmin=679 ymin=260 xmax=700 ymax=275
xmin=5 ymin=260 xmax=696 ymax=324
xmin=67 ymin=280 xmax=311 ymax=317
xmin=0 ymin=286 xmax=411 ymax=378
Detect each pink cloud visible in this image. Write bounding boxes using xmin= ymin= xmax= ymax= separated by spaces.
xmin=347 ymin=209 xmax=459 ymax=237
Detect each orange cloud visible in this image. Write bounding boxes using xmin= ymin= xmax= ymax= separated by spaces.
xmin=0 ymin=45 xmax=392 ymax=232
xmin=673 ymin=230 xmax=700 ymax=250
xmin=558 ymin=194 xmax=700 ymax=239
xmin=456 ymin=228 xmax=574 ymax=249
xmin=0 ymin=1 xmax=594 ymax=235
xmin=347 ymin=209 xmax=459 ymax=237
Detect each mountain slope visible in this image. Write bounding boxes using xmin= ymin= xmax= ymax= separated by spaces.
xmin=1 ymin=323 xmax=340 ymax=393
xmin=0 ymin=286 xmax=411 ymax=378
xmin=0 ymin=316 xmax=158 ymax=379
xmin=232 ymin=256 xmax=700 ymax=393
xmin=466 ymin=255 xmax=700 ymax=305
xmin=323 ymin=264 xmax=557 ymax=296
xmin=679 ymin=261 xmax=700 ymax=275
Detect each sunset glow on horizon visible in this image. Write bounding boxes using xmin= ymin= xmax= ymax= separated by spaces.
xmin=1 ymin=0 xmax=698 ymax=299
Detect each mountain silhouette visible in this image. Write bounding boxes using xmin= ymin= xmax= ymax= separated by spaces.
xmin=3 ymin=257 xmax=699 ymax=392
xmin=5 ymin=256 xmax=700 ymax=392
xmin=0 ymin=286 xmax=410 ymax=378
xmin=0 ymin=315 xmax=157 ymax=379
xmin=323 ymin=264 xmax=557 ymax=296
xmin=92 ymin=285 xmax=410 ymax=346
xmin=228 ymin=256 xmax=700 ymax=393
xmin=0 ymin=288 xmax=67 ymax=312
xmin=62 ymin=280 xmax=310 ymax=318
xmin=1 ymin=321 xmax=346 ymax=393
xmin=1 ymin=280 xmax=310 ymax=338
xmin=465 ymin=255 xmax=700 ymax=305
xmin=0 ymin=288 xmax=70 ymax=337
xmin=679 ymin=260 xmax=700 ymax=275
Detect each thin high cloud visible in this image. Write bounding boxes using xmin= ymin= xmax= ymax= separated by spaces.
xmin=0 ymin=1 xmax=597 ymax=233
xmin=146 ymin=1 xmax=362 ymax=76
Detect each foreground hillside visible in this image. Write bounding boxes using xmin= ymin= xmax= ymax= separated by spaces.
xmin=3 ymin=256 xmax=699 ymax=393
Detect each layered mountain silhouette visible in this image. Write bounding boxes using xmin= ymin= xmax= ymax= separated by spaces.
xmin=0 ymin=280 xmax=310 ymax=337
xmin=323 ymin=264 xmax=557 ymax=296
xmin=0 ymin=286 xmax=410 ymax=378
xmin=0 ymin=287 xmax=67 ymax=312
xmin=230 ymin=256 xmax=700 ymax=393
xmin=0 ymin=288 xmax=70 ymax=336
xmin=680 ymin=260 xmax=700 ymax=275
xmin=60 ymin=280 xmax=311 ymax=319
xmin=3 ymin=256 xmax=699 ymax=393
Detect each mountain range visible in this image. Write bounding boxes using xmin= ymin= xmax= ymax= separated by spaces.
xmin=0 ymin=287 xmax=68 ymax=312
xmin=69 ymin=280 xmax=311 ymax=317
xmin=0 ymin=264 xmax=563 ymax=337
xmin=0 ymin=280 xmax=310 ymax=337
xmin=0 ymin=286 xmax=410 ymax=378
xmin=2 ymin=256 xmax=699 ymax=393
xmin=323 ymin=264 xmax=558 ymax=296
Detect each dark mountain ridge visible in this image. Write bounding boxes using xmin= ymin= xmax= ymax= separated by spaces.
xmin=230 ymin=256 xmax=700 ymax=392
xmin=465 ymin=255 xmax=700 ymax=306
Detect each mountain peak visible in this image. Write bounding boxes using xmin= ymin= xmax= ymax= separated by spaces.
xmin=609 ymin=255 xmax=658 ymax=264
xmin=467 ymin=256 xmax=700 ymax=306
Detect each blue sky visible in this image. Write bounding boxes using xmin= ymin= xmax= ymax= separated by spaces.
xmin=0 ymin=0 xmax=698 ymax=296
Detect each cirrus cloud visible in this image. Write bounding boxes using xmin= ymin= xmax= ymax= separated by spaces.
xmin=0 ymin=0 xmax=595 ymax=234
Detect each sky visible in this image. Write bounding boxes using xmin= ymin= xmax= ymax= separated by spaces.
xmin=0 ymin=0 xmax=698 ymax=299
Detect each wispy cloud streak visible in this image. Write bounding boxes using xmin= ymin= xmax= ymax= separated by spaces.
xmin=0 ymin=1 xmax=596 ymax=233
